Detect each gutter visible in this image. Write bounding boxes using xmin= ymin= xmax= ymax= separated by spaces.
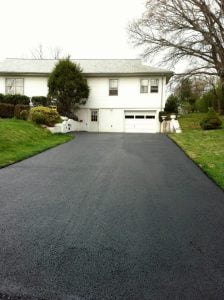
xmin=0 ymin=71 xmax=174 ymax=79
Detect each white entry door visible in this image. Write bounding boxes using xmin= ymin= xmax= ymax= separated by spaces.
xmin=89 ymin=109 xmax=99 ymax=132
xmin=124 ymin=111 xmax=157 ymax=133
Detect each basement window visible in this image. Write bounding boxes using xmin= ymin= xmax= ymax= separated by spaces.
xmin=5 ymin=78 xmax=24 ymax=95
xmin=109 ymin=79 xmax=118 ymax=96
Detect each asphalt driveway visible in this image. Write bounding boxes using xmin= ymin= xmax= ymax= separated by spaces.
xmin=0 ymin=133 xmax=224 ymax=299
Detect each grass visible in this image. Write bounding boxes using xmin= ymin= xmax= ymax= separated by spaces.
xmin=0 ymin=118 xmax=73 ymax=168
xmin=169 ymin=113 xmax=224 ymax=189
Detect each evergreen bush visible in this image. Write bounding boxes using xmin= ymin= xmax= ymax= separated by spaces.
xmin=31 ymin=96 xmax=48 ymax=107
xmin=30 ymin=106 xmax=61 ymax=126
xmin=20 ymin=110 xmax=29 ymax=120
xmin=3 ymin=94 xmax=30 ymax=105
xmin=164 ymin=95 xmax=179 ymax=114
xmin=14 ymin=104 xmax=30 ymax=119
xmin=0 ymin=93 xmax=4 ymax=103
xmin=200 ymin=107 xmax=222 ymax=130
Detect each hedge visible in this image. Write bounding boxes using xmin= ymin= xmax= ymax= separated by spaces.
xmin=0 ymin=103 xmax=15 ymax=118
xmin=31 ymin=96 xmax=48 ymax=107
xmin=14 ymin=104 xmax=30 ymax=119
xmin=0 ymin=94 xmax=30 ymax=105
xmin=0 ymin=93 xmax=4 ymax=103
xmin=20 ymin=110 xmax=29 ymax=120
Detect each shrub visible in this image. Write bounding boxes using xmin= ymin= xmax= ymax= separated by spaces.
xmin=164 ymin=94 xmax=179 ymax=114
xmin=20 ymin=110 xmax=29 ymax=120
xmin=0 ymin=103 xmax=15 ymax=118
xmin=30 ymin=106 xmax=61 ymax=126
xmin=31 ymin=111 xmax=46 ymax=125
xmin=180 ymin=101 xmax=193 ymax=114
xmin=200 ymin=107 xmax=222 ymax=130
xmin=14 ymin=104 xmax=30 ymax=119
xmin=195 ymin=97 xmax=209 ymax=113
xmin=3 ymin=94 xmax=30 ymax=105
xmin=0 ymin=93 xmax=4 ymax=103
xmin=31 ymin=96 xmax=48 ymax=107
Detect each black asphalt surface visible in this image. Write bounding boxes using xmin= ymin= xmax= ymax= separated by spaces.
xmin=0 ymin=133 xmax=224 ymax=300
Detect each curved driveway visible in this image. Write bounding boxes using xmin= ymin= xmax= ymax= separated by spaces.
xmin=0 ymin=133 xmax=224 ymax=299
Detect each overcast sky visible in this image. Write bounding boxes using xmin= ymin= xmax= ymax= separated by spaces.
xmin=0 ymin=0 xmax=147 ymax=61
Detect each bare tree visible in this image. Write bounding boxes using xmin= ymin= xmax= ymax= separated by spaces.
xmin=31 ymin=44 xmax=44 ymax=59
xmin=129 ymin=0 xmax=224 ymax=112
xmin=31 ymin=45 xmax=64 ymax=59
xmin=50 ymin=46 xmax=63 ymax=59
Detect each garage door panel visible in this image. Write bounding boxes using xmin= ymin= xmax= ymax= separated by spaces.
xmin=124 ymin=111 xmax=157 ymax=133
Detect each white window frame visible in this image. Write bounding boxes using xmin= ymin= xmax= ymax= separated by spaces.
xmin=140 ymin=79 xmax=149 ymax=93
xmin=5 ymin=78 xmax=24 ymax=95
xmin=109 ymin=79 xmax=118 ymax=96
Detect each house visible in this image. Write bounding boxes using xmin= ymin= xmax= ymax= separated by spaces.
xmin=0 ymin=58 xmax=173 ymax=133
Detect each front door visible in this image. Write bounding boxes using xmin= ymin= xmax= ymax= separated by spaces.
xmin=89 ymin=109 xmax=99 ymax=132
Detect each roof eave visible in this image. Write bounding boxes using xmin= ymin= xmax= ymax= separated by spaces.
xmin=0 ymin=72 xmax=50 ymax=77
xmin=0 ymin=71 xmax=174 ymax=80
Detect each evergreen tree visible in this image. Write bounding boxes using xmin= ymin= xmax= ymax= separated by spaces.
xmin=164 ymin=94 xmax=179 ymax=114
xmin=175 ymin=78 xmax=200 ymax=112
xmin=48 ymin=58 xmax=89 ymax=117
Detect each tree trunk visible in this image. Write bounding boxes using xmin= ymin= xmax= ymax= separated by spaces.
xmin=219 ymin=77 xmax=224 ymax=114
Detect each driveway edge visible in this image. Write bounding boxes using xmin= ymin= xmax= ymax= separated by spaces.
xmin=167 ymin=134 xmax=224 ymax=192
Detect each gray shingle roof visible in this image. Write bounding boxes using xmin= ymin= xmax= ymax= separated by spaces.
xmin=0 ymin=58 xmax=173 ymax=78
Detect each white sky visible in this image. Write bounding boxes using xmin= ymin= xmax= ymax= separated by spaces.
xmin=0 ymin=0 xmax=147 ymax=60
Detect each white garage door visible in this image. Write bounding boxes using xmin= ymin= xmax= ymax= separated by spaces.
xmin=124 ymin=111 xmax=157 ymax=133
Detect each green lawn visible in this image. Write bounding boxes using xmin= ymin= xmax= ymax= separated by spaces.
xmin=169 ymin=113 xmax=224 ymax=189
xmin=0 ymin=118 xmax=73 ymax=168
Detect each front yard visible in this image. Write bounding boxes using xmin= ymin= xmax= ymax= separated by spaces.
xmin=0 ymin=118 xmax=72 ymax=168
xmin=169 ymin=113 xmax=224 ymax=189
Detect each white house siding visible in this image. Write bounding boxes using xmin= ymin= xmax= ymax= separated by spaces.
xmin=81 ymin=77 xmax=166 ymax=110
xmin=77 ymin=108 xmax=160 ymax=133
xmin=0 ymin=75 xmax=167 ymax=133
xmin=23 ymin=77 xmax=48 ymax=97
xmin=0 ymin=77 xmax=4 ymax=94
xmin=0 ymin=76 xmax=48 ymax=97
xmin=77 ymin=76 xmax=166 ymax=133
xmin=99 ymin=109 xmax=124 ymax=132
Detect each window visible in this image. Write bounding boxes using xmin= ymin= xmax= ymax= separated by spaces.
xmin=140 ymin=79 xmax=148 ymax=93
xmin=5 ymin=78 xmax=24 ymax=95
xmin=150 ymin=79 xmax=159 ymax=93
xmin=91 ymin=110 xmax=98 ymax=122
xmin=109 ymin=79 xmax=118 ymax=96
xmin=125 ymin=115 xmax=134 ymax=119
xmin=135 ymin=115 xmax=145 ymax=119
xmin=146 ymin=115 xmax=155 ymax=119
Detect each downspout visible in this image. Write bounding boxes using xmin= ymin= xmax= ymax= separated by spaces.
xmin=160 ymin=76 xmax=164 ymax=133
xmin=160 ymin=76 xmax=164 ymax=111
